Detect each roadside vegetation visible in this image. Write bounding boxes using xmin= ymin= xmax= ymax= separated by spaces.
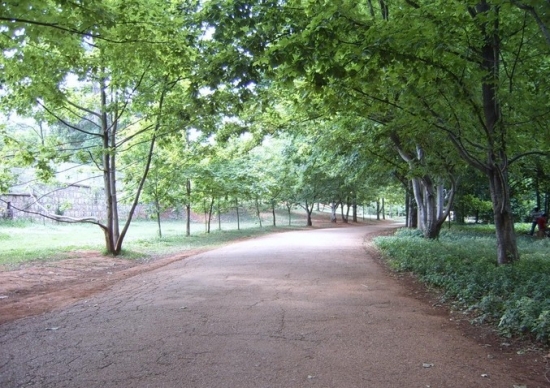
xmin=0 ymin=209 xmax=345 ymax=268
xmin=375 ymin=224 xmax=550 ymax=344
xmin=0 ymin=220 xmax=274 ymax=267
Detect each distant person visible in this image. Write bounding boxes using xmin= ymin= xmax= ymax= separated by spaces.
xmin=530 ymin=207 xmax=543 ymax=235
xmin=536 ymin=213 xmax=548 ymax=238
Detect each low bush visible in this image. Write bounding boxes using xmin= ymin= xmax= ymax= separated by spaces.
xmin=375 ymin=225 xmax=550 ymax=343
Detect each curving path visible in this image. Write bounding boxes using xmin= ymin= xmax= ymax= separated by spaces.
xmin=0 ymin=224 xmax=543 ymax=387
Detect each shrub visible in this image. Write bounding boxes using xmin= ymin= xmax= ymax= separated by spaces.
xmin=375 ymin=226 xmax=550 ymax=343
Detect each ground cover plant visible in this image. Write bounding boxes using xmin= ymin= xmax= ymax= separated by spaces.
xmin=375 ymin=225 xmax=550 ymax=343
xmin=0 ymin=210 xmax=312 ymax=268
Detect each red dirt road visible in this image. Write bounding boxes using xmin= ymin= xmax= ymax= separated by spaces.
xmin=0 ymin=223 xmax=548 ymax=387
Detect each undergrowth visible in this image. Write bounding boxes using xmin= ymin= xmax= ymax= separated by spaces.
xmin=374 ymin=226 xmax=550 ymax=344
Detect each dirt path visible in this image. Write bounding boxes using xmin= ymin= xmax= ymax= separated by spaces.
xmin=0 ymin=223 xmax=548 ymax=387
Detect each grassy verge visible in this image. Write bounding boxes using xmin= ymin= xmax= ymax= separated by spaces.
xmin=0 ymin=218 xmax=304 ymax=268
xmin=374 ymin=224 xmax=550 ymax=343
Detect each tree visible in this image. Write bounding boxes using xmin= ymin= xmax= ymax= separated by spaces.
xmin=0 ymin=0 xmax=200 ymax=255
xmin=234 ymin=0 xmax=550 ymax=264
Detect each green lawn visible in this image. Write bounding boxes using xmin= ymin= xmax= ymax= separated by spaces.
xmin=0 ymin=209 xmax=319 ymax=267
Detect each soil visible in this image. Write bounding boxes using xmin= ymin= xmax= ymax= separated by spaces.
xmin=0 ymin=249 xmax=207 ymax=325
xmin=0 ymin=215 xmax=350 ymax=325
xmin=0 ymin=219 xmax=549 ymax=387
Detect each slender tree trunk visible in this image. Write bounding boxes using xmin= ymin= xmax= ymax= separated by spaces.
xmin=110 ymin=114 xmax=119 ymax=244
xmin=156 ymin=207 xmax=162 ymax=238
xmin=186 ymin=178 xmax=191 ymax=237
xmin=287 ymin=203 xmax=292 ymax=226
xmin=405 ymin=190 xmax=410 ymax=227
xmin=218 ymin=198 xmax=222 ymax=231
xmin=155 ymin=194 xmax=162 ymax=238
xmin=235 ymin=198 xmax=240 ymax=231
xmin=255 ymin=197 xmax=262 ymax=227
xmin=207 ymin=197 xmax=214 ymax=233
xmin=100 ymin=81 xmax=116 ymax=254
xmin=535 ymin=165 xmax=542 ymax=209
xmin=352 ymin=194 xmax=358 ymax=222
xmin=204 ymin=199 xmax=207 ymax=233
xmin=272 ymin=200 xmax=276 ymax=227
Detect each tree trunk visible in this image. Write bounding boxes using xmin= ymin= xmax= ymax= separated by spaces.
xmin=330 ymin=201 xmax=338 ymax=223
xmin=207 ymin=197 xmax=214 ymax=233
xmin=488 ymin=168 xmax=519 ymax=264
xmin=186 ymin=179 xmax=191 ymax=237
xmin=204 ymin=199 xmax=207 ymax=233
xmin=99 ymin=80 xmax=119 ymax=255
xmin=391 ymin=134 xmax=456 ymax=239
xmin=345 ymin=196 xmax=352 ymax=222
xmin=110 ymin=118 xmax=120 ymax=244
xmin=272 ymin=200 xmax=276 ymax=227
xmin=156 ymin=203 xmax=162 ymax=239
xmin=235 ymin=198 xmax=240 ymax=230
xmin=478 ymin=1 xmax=519 ymax=263
xmin=218 ymin=198 xmax=222 ymax=231
xmin=305 ymin=200 xmax=313 ymax=226
xmin=286 ymin=203 xmax=292 ymax=226
xmin=340 ymin=200 xmax=349 ymax=223
xmin=411 ymin=176 xmax=455 ymax=239
xmin=405 ymin=189 xmax=410 ymax=227
xmin=255 ymin=197 xmax=262 ymax=227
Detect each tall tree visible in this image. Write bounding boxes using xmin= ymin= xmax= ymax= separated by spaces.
xmin=231 ymin=0 xmax=550 ymax=264
xmin=0 ymin=0 xmax=200 ymax=255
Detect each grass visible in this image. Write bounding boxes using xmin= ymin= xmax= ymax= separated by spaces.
xmin=374 ymin=223 xmax=550 ymax=343
xmin=0 ymin=211 xmax=314 ymax=267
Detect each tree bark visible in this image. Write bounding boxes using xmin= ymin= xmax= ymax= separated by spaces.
xmin=218 ymin=198 xmax=222 ymax=231
xmin=340 ymin=199 xmax=349 ymax=223
xmin=305 ymin=200 xmax=313 ymax=226
xmin=410 ymin=175 xmax=455 ymax=239
xmin=100 ymin=79 xmax=116 ymax=254
xmin=488 ymin=167 xmax=519 ymax=264
xmin=352 ymin=194 xmax=358 ymax=222
xmin=255 ymin=197 xmax=263 ymax=227
xmin=271 ymin=200 xmax=277 ymax=227
xmin=235 ymin=198 xmax=240 ymax=230
xmin=206 ymin=197 xmax=214 ymax=233
xmin=185 ymin=179 xmax=191 ymax=237
xmin=286 ymin=203 xmax=292 ymax=226
xmin=330 ymin=201 xmax=339 ymax=223
xmin=156 ymin=201 xmax=162 ymax=238
xmin=477 ymin=1 xmax=519 ymax=263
